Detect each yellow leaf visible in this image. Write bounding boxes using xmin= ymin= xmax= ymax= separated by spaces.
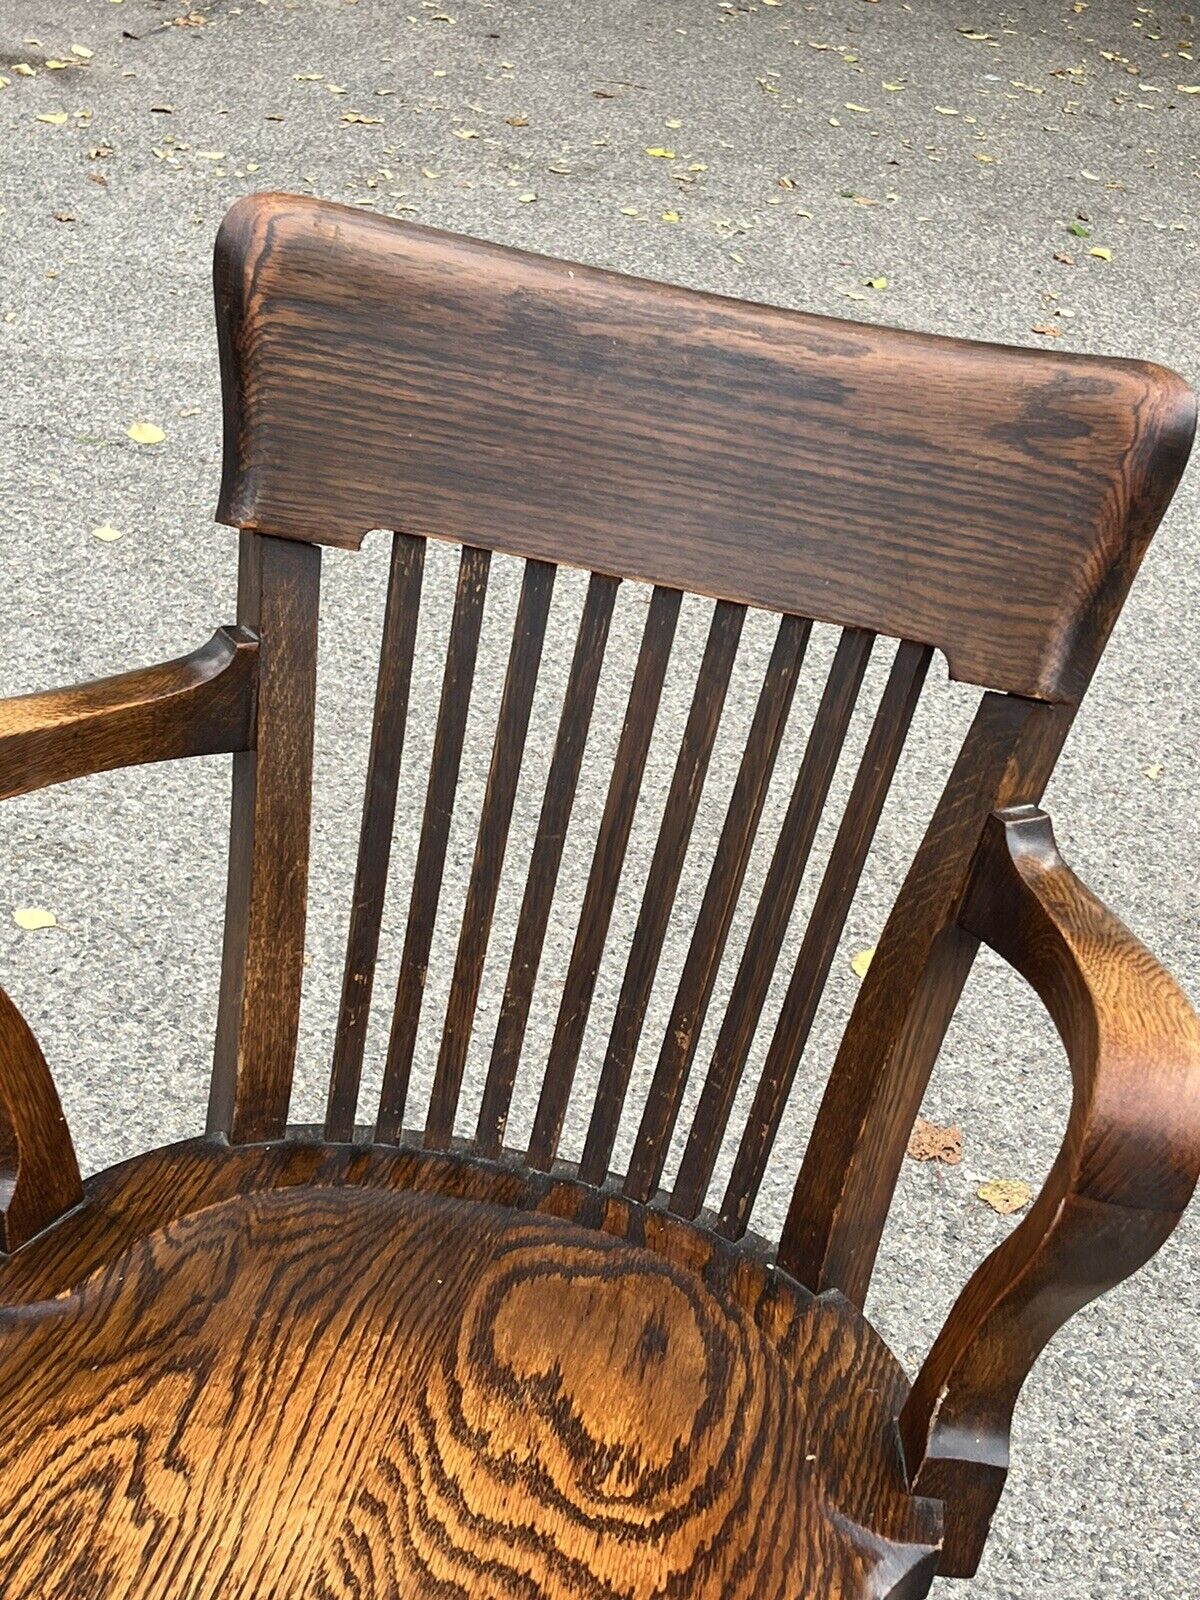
xmin=46 ymin=60 xmax=72 ymax=70
xmin=13 ymin=907 xmax=57 ymax=931
xmin=453 ymin=127 xmax=479 ymax=138
xmin=850 ymin=946 xmax=875 ymax=979
xmin=882 ymin=82 xmax=905 ymax=91
xmin=36 ymin=111 xmax=69 ymax=126
xmin=619 ymin=205 xmax=640 ymax=216
xmin=517 ymin=191 xmax=538 ymax=202
xmin=126 ymin=421 xmax=164 ymax=445
xmin=1089 ymin=245 xmax=1112 ymax=261
xmin=1143 ymin=762 xmax=1164 ymax=780
xmin=977 ymin=1179 xmax=1032 ymax=1215
xmin=661 ymin=209 xmax=680 ymax=223
xmin=645 ymin=146 xmax=675 ymax=158
xmin=14 ymin=63 xmax=37 ymax=77
xmin=664 ymin=118 xmax=682 ymax=129
xmin=71 ymin=44 xmax=94 ymax=59
xmin=1177 ymin=84 xmax=1200 ymax=93
xmin=935 ymin=105 xmax=959 ymax=115
xmin=91 ymin=523 xmax=123 ymax=542
xmin=845 ymin=102 xmax=870 ymax=113
xmin=865 ymin=275 xmax=888 ymax=290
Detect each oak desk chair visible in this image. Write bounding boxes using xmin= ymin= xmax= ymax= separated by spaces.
xmin=1 ymin=194 xmax=1197 ymax=1600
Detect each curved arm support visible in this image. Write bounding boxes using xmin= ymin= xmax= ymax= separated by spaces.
xmin=899 ymin=805 xmax=1200 ymax=1576
xmin=0 ymin=626 xmax=258 ymax=802
xmin=0 ymin=625 xmax=259 ymax=1248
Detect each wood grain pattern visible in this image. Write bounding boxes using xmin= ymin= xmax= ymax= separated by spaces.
xmin=327 ymin=532 xmax=425 ymax=1141
xmin=0 ymin=627 xmax=257 ymax=802
xmin=214 ymin=193 xmax=1195 ymax=701
xmin=0 ymin=1143 xmax=941 ymax=1600
xmin=900 ymin=807 xmax=1200 ymax=1575
xmin=208 ymin=532 xmax=322 ymax=1144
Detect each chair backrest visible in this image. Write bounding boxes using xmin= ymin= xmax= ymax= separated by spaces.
xmin=209 ymin=193 xmax=1195 ymax=1308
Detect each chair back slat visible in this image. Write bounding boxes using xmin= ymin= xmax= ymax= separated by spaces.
xmin=526 ymin=585 xmax=683 ymax=1171
xmin=325 ymin=532 xmax=424 ymax=1141
xmin=667 ymin=627 xmax=875 ymax=1218
xmin=475 ymin=573 xmax=619 ymax=1157
xmin=579 ymin=599 xmax=746 ymax=1185
xmin=425 ymin=559 xmax=556 ymax=1149
xmin=715 ymin=639 xmax=932 ymax=1237
xmin=623 ymin=613 xmax=811 ymax=1204
xmin=376 ymin=545 xmax=491 ymax=1142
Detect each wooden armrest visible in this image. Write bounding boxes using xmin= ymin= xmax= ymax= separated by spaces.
xmin=0 ymin=626 xmax=258 ymax=802
xmin=0 ymin=626 xmax=258 ymax=1251
xmin=899 ymin=805 xmax=1200 ymax=1577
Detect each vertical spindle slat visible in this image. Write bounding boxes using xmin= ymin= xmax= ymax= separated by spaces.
xmin=623 ymin=613 xmax=811 ymax=1203
xmin=578 ymin=600 xmax=746 ymax=1185
xmin=475 ymin=573 xmax=620 ymax=1157
xmin=716 ymin=639 xmax=933 ymax=1236
xmin=526 ymin=585 xmax=683 ymax=1171
xmin=325 ymin=533 xmax=425 ymax=1141
xmin=424 ymin=560 xmax=556 ymax=1149
xmin=667 ymin=627 xmax=875 ymax=1217
xmin=375 ymin=544 xmax=491 ymax=1143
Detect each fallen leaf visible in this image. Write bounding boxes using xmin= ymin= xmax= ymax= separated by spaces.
xmin=13 ymin=907 xmax=57 ymax=931
xmin=453 ymin=127 xmax=479 ymax=138
xmin=1089 ymin=245 xmax=1113 ymax=261
xmin=517 ymin=191 xmax=537 ymax=202
xmin=882 ymin=82 xmax=905 ymax=91
xmin=1067 ymin=220 xmax=1091 ymax=237
xmin=505 ymin=114 xmax=528 ymax=126
xmin=36 ymin=111 xmax=69 ymax=126
xmin=661 ymin=209 xmax=680 ymax=222
xmin=645 ymin=146 xmax=675 ymax=158
xmin=907 ymin=1117 xmax=964 ymax=1165
xmin=850 ymin=946 xmax=875 ymax=978
xmin=618 ymin=205 xmax=640 ymax=216
xmin=845 ymin=102 xmax=870 ymax=113
xmin=1031 ymin=323 xmax=1063 ymax=337
xmin=864 ymin=275 xmax=888 ymax=289
xmin=92 ymin=523 xmax=123 ymax=542
xmin=342 ymin=112 xmax=382 ymax=124
xmin=1177 ymin=84 xmax=1200 ymax=92
xmin=46 ymin=60 xmax=72 ymax=70
xmin=935 ymin=105 xmax=959 ymax=115
xmin=126 ymin=421 xmax=164 ymax=445
xmin=71 ymin=44 xmax=94 ymax=59
xmin=14 ymin=63 xmax=37 ymax=77
xmin=977 ymin=1179 xmax=1032 ymax=1215
xmin=1143 ymin=761 xmax=1163 ymax=779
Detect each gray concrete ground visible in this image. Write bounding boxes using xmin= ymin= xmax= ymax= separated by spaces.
xmin=1 ymin=0 xmax=1197 ymax=1594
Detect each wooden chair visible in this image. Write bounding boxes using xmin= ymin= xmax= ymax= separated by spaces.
xmin=1 ymin=193 xmax=1197 ymax=1600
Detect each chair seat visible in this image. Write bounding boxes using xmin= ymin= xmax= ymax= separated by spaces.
xmin=0 ymin=1152 xmax=941 ymax=1599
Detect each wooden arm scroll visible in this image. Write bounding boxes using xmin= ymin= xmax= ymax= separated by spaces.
xmin=0 ymin=626 xmax=259 ymax=802
xmin=899 ymin=806 xmax=1200 ymax=1575
xmin=0 ymin=626 xmax=259 ymax=1249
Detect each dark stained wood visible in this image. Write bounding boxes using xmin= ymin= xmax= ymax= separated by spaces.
xmin=215 ymin=193 xmax=1195 ymax=701
xmin=0 ymin=627 xmax=257 ymax=802
xmin=425 ymin=560 xmax=556 ymax=1150
xmin=527 ymin=585 xmax=682 ymax=1170
xmin=670 ymin=629 xmax=875 ymax=1219
xmin=624 ymin=614 xmax=811 ymax=1204
xmin=0 ymin=1139 xmax=942 ymax=1600
xmin=476 ymin=574 xmax=619 ymax=1157
xmin=900 ymin=807 xmax=1200 ymax=1575
xmin=376 ymin=545 xmax=491 ymax=1143
xmin=780 ymin=695 xmax=1077 ymax=1301
xmin=1 ymin=193 xmax=1197 ymax=1597
xmin=718 ymin=641 xmax=932 ymax=1237
xmin=208 ymin=532 xmax=321 ymax=1144
xmin=326 ymin=533 xmax=425 ymax=1142
xmin=579 ymin=599 xmax=745 ymax=1185
xmin=0 ymin=987 xmax=83 ymax=1251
